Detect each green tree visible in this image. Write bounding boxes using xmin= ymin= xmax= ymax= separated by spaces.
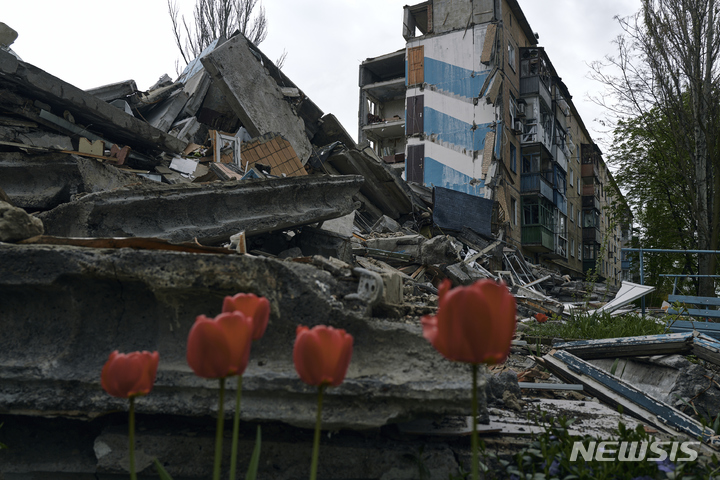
xmin=591 ymin=0 xmax=720 ymax=295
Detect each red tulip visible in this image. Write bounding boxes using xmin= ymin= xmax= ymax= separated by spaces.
xmin=535 ymin=313 xmax=548 ymax=323
xmin=101 ymin=350 xmax=159 ymax=398
xmin=293 ymin=325 xmax=353 ymax=387
xmin=222 ymin=293 xmax=270 ymax=341
xmin=186 ymin=312 xmax=254 ymax=379
xmin=421 ymin=279 xmax=516 ymax=365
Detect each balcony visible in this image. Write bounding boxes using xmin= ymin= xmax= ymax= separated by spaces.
xmin=583 ymin=226 xmax=602 ymax=244
xmin=522 ymin=224 xmax=554 ymax=252
xmin=581 ymin=163 xmax=599 ymax=178
xmin=521 ymin=172 xmax=554 ymax=201
xmin=582 ymin=183 xmax=600 ymax=198
xmin=519 ymin=76 xmax=552 ymax=109
xmin=553 ymin=189 xmax=567 ymax=215
xmin=582 ymin=195 xmax=600 ymax=211
xmin=554 ymin=143 xmax=569 ymax=173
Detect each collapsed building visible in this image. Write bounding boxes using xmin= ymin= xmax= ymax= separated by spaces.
xmin=359 ymin=0 xmax=634 ymax=285
xmin=0 ymin=3 xmax=718 ymax=478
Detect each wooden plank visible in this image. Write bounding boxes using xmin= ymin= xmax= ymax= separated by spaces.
xmin=553 ymin=333 xmax=694 ymax=360
xmin=668 ymin=320 xmax=720 ymax=340
xmin=518 ymin=382 xmax=583 ymax=391
xmin=667 ymin=308 xmax=720 ymax=318
xmin=668 ymin=294 xmax=720 ymax=306
xmin=692 ymin=335 xmax=720 ymax=366
xmin=541 ymin=350 xmax=719 ymax=446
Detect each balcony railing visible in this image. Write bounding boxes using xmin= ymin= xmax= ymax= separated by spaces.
xmin=581 ymin=163 xmax=599 ymax=178
xmin=519 ymin=76 xmax=552 ymax=109
xmin=522 ymin=224 xmax=554 ymax=251
xmin=583 ymin=226 xmax=602 ymax=244
xmin=521 ymin=172 xmax=554 ymax=201
xmin=554 ymin=189 xmax=567 ymax=215
xmin=582 ymin=195 xmax=600 ymax=211
xmin=582 ymin=183 xmax=600 ymax=198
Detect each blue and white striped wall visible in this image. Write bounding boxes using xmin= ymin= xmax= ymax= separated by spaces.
xmin=405 ymin=26 xmax=499 ymax=198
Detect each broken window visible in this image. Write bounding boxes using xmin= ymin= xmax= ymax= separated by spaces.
xmin=408 ymin=46 xmax=424 ymax=85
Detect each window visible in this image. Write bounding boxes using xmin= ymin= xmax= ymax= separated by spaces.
xmin=577 ymin=210 xmax=581 ymax=225
xmin=510 ymin=143 xmax=517 ymax=173
xmin=569 ymin=170 xmax=574 ymax=188
xmin=508 ymin=41 xmax=516 ymax=72
xmin=577 ymin=177 xmax=580 ymax=192
xmin=571 ymin=238 xmax=575 ymax=257
xmin=578 ymin=244 xmax=582 ymax=259
xmin=569 ymin=203 xmax=574 ymax=221
xmin=511 ymin=197 xmax=517 ymax=226
xmin=510 ymin=95 xmax=518 ymax=127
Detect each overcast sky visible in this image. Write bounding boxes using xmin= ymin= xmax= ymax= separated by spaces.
xmin=4 ymin=0 xmax=640 ymax=147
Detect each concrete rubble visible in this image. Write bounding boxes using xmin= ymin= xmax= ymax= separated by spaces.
xmin=1 ymin=25 xmax=717 ymax=479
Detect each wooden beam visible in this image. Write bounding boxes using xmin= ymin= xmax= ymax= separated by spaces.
xmin=553 ymin=333 xmax=694 ymax=360
xmin=541 ymin=350 xmax=719 ymax=446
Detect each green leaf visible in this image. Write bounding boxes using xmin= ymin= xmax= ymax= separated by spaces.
xmin=154 ymin=458 xmax=174 ymax=480
xmin=245 ymin=425 xmax=262 ymax=480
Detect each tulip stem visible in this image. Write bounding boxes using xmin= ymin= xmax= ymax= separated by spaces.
xmin=214 ymin=377 xmax=226 ymax=480
xmin=310 ymin=384 xmax=326 ymax=480
xmin=471 ymin=364 xmax=479 ymax=480
xmin=229 ymin=375 xmax=243 ymax=480
xmin=129 ymin=396 xmax=137 ymax=480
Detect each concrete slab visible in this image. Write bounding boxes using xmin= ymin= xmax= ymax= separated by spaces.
xmin=0 ymin=151 xmax=83 ymax=210
xmin=0 ymin=49 xmax=186 ymax=154
xmin=38 ymin=174 xmax=365 ymax=244
xmin=201 ymin=34 xmax=313 ymax=162
xmin=0 ymin=243 xmax=489 ymax=430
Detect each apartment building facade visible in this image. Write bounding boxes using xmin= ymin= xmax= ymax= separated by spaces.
xmin=358 ymin=0 xmax=628 ymax=285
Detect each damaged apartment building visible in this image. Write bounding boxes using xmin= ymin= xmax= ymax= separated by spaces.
xmin=359 ymin=0 xmax=632 ymax=284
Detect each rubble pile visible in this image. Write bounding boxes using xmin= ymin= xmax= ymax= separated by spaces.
xmin=5 ymin=25 xmax=718 ymax=479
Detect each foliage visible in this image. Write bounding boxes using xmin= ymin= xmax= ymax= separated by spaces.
xmin=590 ymin=0 xmax=720 ymax=297
xmin=524 ymin=310 xmax=666 ymax=341
xmin=477 ymin=413 xmax=720 ymax=479
xmin=167 ymin=0 xmax=286 ymax=70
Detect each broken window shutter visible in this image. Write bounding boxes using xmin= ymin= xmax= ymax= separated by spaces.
xmin=481 ymin=23 xmax=497 ymax=65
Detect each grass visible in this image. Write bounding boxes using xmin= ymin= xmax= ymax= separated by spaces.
xmin=524 ymin=310 xmax=667 ymax=341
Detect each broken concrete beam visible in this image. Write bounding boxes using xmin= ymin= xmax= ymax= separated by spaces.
xmin=180 ymin=69 xmax=212 ymax=118
xmin=327 ymin=147 xmax=414 ymax=220
xmin=0 ymin=22 xmax=18 ymax=48
xmin=144 ymin=89 xmax=190 ymax=133
xmin=201 ymin=34 xmax=313 ymax=162
xmin=0 ymin=49 xmax=186 ymax=154
xmin=85 ymin=80 xmax=138 ymax=103
xmin=38 ymin=175 xmax=365 ymax=244
xmin=0 ymin=243 xmax=488 ymax=429
xmin=296 ymin=226 xmax=352 ymax=264
xmin=0 ymin=151 xmax=83 ymax=210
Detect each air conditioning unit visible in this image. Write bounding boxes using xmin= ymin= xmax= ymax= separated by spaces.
xmin=517 ymin=103 xmax=526 ymax=116
xmin=514 ymin=121 xmax=523 ymax=133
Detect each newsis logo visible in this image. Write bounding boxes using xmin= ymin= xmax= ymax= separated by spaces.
xmin=570 ymin=441 xmax=701 ymax=462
